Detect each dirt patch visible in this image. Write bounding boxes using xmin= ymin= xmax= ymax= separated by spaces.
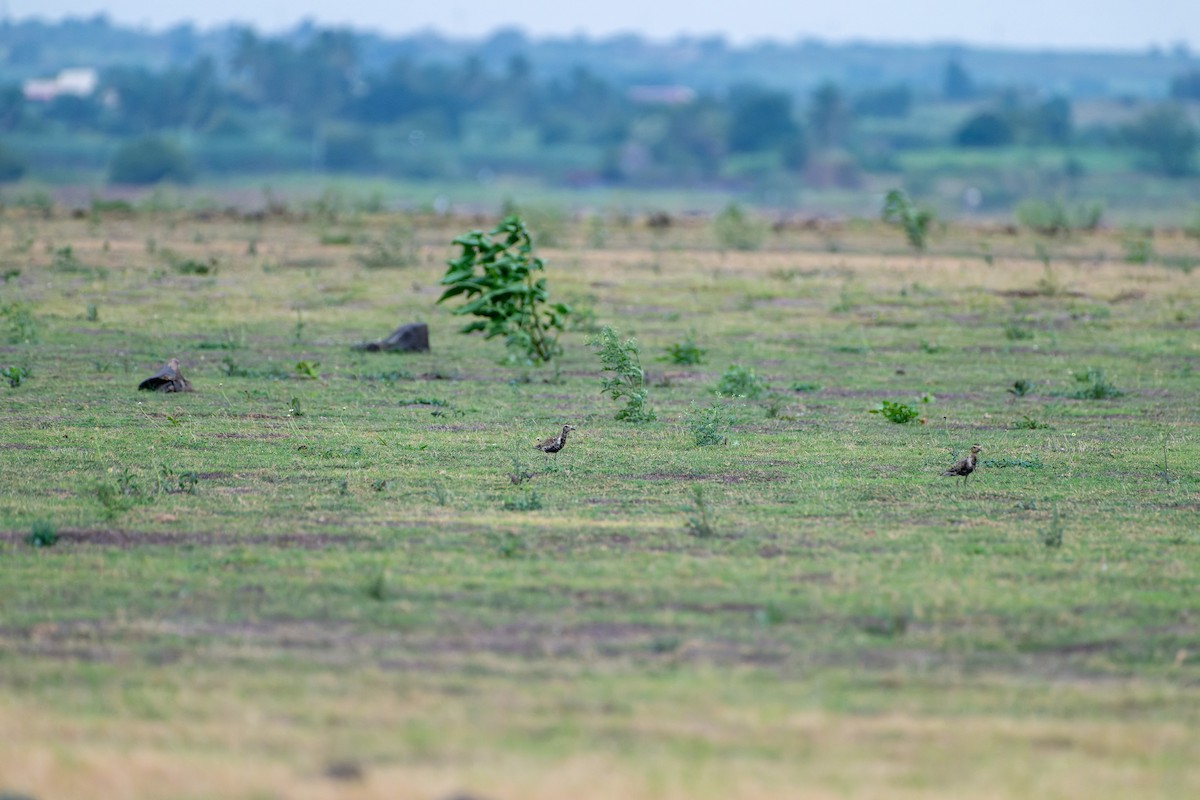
xmin=0 ymin=443 xmax=35 ymax=450
xmin=0 ymin=528 xmax=374 ymax=549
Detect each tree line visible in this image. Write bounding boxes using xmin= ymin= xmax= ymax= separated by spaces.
xmin=0 ymin=24 xmax=1197 ymax=186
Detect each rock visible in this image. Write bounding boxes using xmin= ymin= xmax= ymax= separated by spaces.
xmin=356 ymin=322 xmax=430 ymax=353
xmin=137 ymin=358 xmax=193 ymax=393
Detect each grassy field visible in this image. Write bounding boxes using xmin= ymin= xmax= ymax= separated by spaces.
xmin=0 ymin=206 xmax=1198 ymax=799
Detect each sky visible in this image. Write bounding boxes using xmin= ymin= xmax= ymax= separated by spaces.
xmin=6 ymin=0 xmax=1200 ymax=52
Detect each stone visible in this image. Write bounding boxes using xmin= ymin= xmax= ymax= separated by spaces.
xmin=356 ymin=322 xmax=430 ymax=353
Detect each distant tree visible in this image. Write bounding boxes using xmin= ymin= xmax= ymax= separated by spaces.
xmin=955 ymin=111 xmax=1014 ymax=147
xmin=44 ymin=95 xmax=102 ymax=129
xmin=231 ymin=28 xmax=358 ymax=123
xmin=1122 ymin=104 xmax=1198 ymax=177
xmin=0 ymin=142 xmax=26 ymax=182
xmin=0 ymin=86 xmax=26 ymax=132
xmin=320 ymin=127 xmax=378 ymax=172
xmin=808 ymin=82 xmax=851 ymax=148
xmin=108 ymin=136 xmax=193 ymax=184
xmin=653 ymin=97 xmax=728 ymax=179
xmin=943 ymin=59 xmax=975 ymax=101
xmin=852 ymin=85 xmax=912 ymax=119
xmin=1170 ymin=70 xmax=1200 ymax=101
xmin=1027 ymin=96 xmax=1073 ymax=145
xmin=728 ymin=85 xmax=800 ymax=154
xmin=104 ymin=59 xmax=223 ymax=133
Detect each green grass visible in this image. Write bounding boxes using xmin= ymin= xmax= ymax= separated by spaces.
xmin=0 ymin=209 xmax=1197 ymax=798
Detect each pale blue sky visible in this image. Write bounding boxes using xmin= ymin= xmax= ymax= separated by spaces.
xmin=8 ymin=0 xmax=1200 ymax=51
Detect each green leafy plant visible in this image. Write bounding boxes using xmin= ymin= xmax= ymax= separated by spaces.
xmin=664 ymin=333 xmax=706 ymax=365
xmin=1122 ymin=234 xmax=1155 ymax=265
xmin=2 ymin=302 xmax=38 ymax=344
xmin=684 ymin=486 xmax=718 ymax=538
xmin=1008 ymin=379 xmax=1034 ymax=397
xmin=26 ymin=520 xmax=58 ymax=548
xmin=1040 ymin=508 xmax=1064 ymax=549
xmin=1069 ymin=368 xmax=1124 ymax=400
xmin=295 ymin=360 xmax=320 ymax=379
xmin=686 ymin=401 xmax=734 ymax=447
xmin=882 ymin=189 xmax=934 ymax=251
xmin=869 ymin=400 xmax=920 ymax=424
xmin=1013 ymin=415 xmax=1051 ymax=430
xmin=503 ymin=490 xmax=543 ymax=511
xmin=437 ymin=215 xmax=571 ymax=364
xmin=590 ymin=326 xmax=656 ymax=422
xmin=717 ymin=364 xmax=766 ymax=399
xmin=365 ymin=568 xmax=390 ymax=601
xmin=354 ymin=225 xmax=418 ymax=269
xmin=1004 ymin=321 xmax=1034 ymax=341
xmin=790 ymin=381 xmax=821 ymax=393
xmin=713 ymin=202 xmax=764 ymax=251
xmin=2 ymin=365 xmax=29 ymax=387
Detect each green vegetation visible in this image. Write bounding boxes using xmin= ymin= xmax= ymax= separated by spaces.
xmin=590 ymin=325 xmax=656 ymax=422
xmin=0 ymin=211 xmax=1197 ymax=799
xmin=716 ymin=363 xmax=766 ymax=399
xmin=881 ymin=189 xmax=934 ymax=250
xmin=869 ymin=399 xmax=921 ymax=424
xmin=663 ymin=332 xmax=706 ymax=365
xmin=438 ymin=215 xmax=571 ymax=364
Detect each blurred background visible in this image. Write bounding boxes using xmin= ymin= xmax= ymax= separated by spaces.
xmin=1 ymin=1 xmax=1198 ymax=222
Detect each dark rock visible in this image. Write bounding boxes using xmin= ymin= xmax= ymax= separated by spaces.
xmin=357 ymin=322 xmax=430 ymax=353
xmin=137 ymin=358 xmax=193 ymax=393
xmin=324 ymin=760 xmax=365 ymax=782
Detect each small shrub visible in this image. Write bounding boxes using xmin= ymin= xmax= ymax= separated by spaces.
xmin=1016 ymin=198 xmax=1071 ymax=236
xmin=295 ymin=360 xmax=320 ymax=380
xmin=496 ymin=531 xmax=525 ymax=558
xmin=355 ymin=225 xmax=417 ymax=269
xmin=1012 ymin=415 xmax=1051 ymax=430
xmin=109 ymin=136 xmax=193 ymax=185
xmin=869 ymin=400 xmax=920 ymax=424
xmin=26 ymin=520 xmax=57 ymax=548
xmin=287 ymin=396 xmax=304 ymax=417
xmin=684 ymin=486 xmax=718 ymax=538
xmin=2 ymin=365 xmax=29 ymax=387
xmin=882 ymin=189 xmax=934 ymax=251
xmin=365 ymin=569 xmax=390 ymax=601
xmin=438 ymin=215 xmax=571 ymax=364
xmin=717 ymin=364 xmax=766 ymax=399
xmin=1040 ymin=509 xmax=1064 ymax=549
xmin=2 ymin=302 xmax=37 ymax=343
xmin=790 ymin=381 xmax=821 ymax=393
xmin=503 ymin=490 xmax=543 ymax=511
xmin=1004 ymin=321 xmax=1034 ymax=341
xmin=713 ymin=203 xmax=764 ymax=251
xmin=590 ymin=326 xmax=656 ymax=423
xmin=1069 ymin=368 xmax=1123 ymax=400
xmin=687 ymin=401 xmax=733 ymax=447
xmin=664 ymin=333 xmax=706 ymax=365
xmin=1008 ymin=379 xmax=1034 ymax=397
xmin=1122 ymin=235 xmax=1155 ymax=264
xmin=173 ymin=256 xmax=218 ymax=275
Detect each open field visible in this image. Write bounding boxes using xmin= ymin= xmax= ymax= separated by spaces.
xmin=1 ymin=207 xmax=1198 ymax=799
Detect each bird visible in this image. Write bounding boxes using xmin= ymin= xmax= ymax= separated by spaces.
xmin=137 ymin=358 xmax=193 ymax=393
xmin=534 ymin=424 xmax=576 ymax=459
xmin=942 ymin=444 xmax=983 ymax=484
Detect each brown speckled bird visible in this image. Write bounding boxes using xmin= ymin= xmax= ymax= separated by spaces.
xmin=942 ymin=444 xmax=983 ymax=484
xmin=534 ymin=424 xmax=576 ymax=459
